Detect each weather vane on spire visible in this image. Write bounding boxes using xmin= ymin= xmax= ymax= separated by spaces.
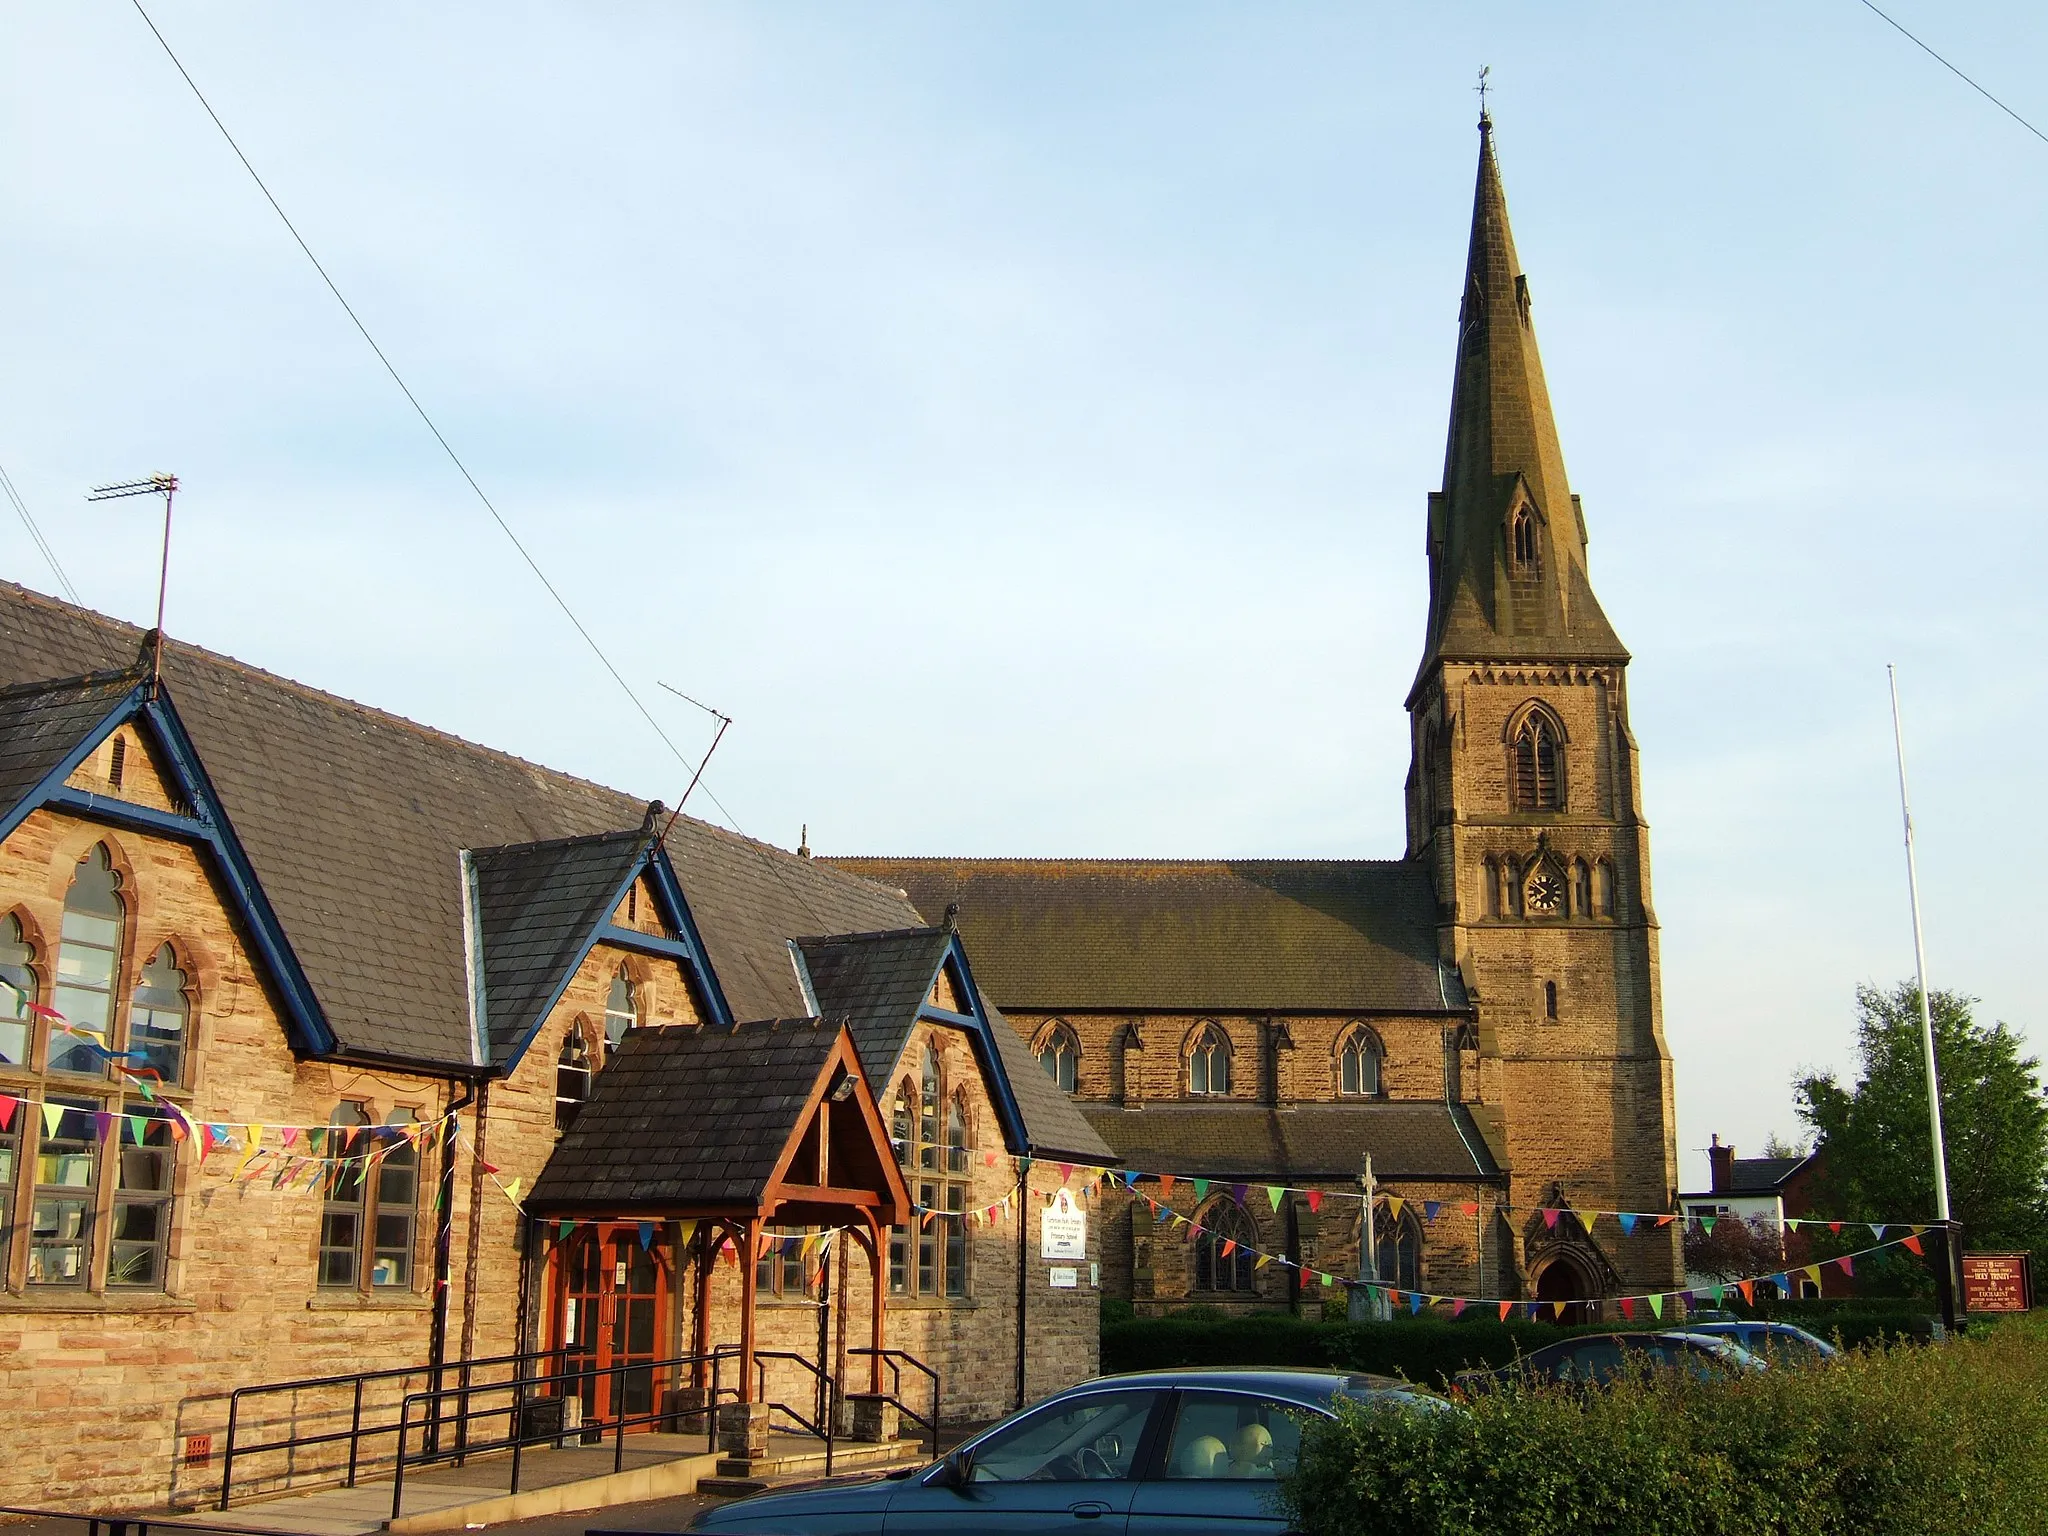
xmin=1475 ymin=65 xmax=1492 ymax=125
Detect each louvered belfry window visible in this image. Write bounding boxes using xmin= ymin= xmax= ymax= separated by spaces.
xmin=1510 ymin=713 xmax=1562 ymax=811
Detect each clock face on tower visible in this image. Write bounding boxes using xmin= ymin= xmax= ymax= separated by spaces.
xmin=1524 ymin=867 xmax=1565 ymax=915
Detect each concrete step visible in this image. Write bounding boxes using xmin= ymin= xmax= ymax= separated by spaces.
xmin=699 ymin=1437 xmax=929 ymax=1496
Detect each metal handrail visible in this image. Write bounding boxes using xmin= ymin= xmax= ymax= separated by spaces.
xmin=851 ymin=1346 xmax=941 ymax=1457
xmin=219 ymin=1343 xmax=565 ymax=1509
xmin=390 ymin=1349 xmax=729 ymax=1521
xmin=745 ymin=1349 xmax=836 ymax=1477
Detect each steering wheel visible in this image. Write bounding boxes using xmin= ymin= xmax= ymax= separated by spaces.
xmin=1075 ymin=1445 xmax=1115 ymax=1480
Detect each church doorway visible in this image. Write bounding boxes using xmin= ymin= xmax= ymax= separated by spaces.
xmin=1533 ymin=1255 xmax=1595 ymax=1325
xmin=549 ymin=1224 xmax=673 ymax=1426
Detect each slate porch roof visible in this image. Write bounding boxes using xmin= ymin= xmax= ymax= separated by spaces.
xmin=827 ymin=858 xmax=1467 ymax=1015
xmin=793 ymin=924 xmax=1115 ymax=1165
xmin=528 ymin=1018 xmax=846 ymax=1211
xmin=0 ymin=581 xmax=921 ymax=1069
xmin=1077 ymin=1102 xmax=1503 ymax=1184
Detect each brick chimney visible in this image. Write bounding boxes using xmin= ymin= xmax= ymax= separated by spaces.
xmin=1708 ymin=1134 xmax=1734 ymax=1194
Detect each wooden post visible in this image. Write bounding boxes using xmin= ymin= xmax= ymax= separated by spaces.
xmin=866 ymin=1214 xmax=886 ymax=1394
xmin=738 ymin=1217 xmax=759 ymax=1403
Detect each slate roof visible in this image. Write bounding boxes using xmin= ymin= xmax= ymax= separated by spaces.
xmin=983 ymin=999 xmax=1117 ymax=1164
xmin=0 ymin=667 xmax=146 ymax=828
xmin=527 ymin=1019 xmax=838 ymax=1211
xmin=0 ymin=582 xmax=921 ymax=1069
xmin=1724 ymin=1156 xmax=1809 ymax=1195
xmin=1077 ymin=1102 xmax=1502 ymax=1183
xmin=794 ymin=926 xmax=1117 ymax=1165
xmin=797 ymin=926 xmax=954 ymax=1086
xmin=827 ymin=858 xmax=1466 ymax=1015
xmin=469 ymin=827 xmax=653 ymax=1066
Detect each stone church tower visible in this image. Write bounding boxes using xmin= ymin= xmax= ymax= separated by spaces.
xmin=1405 ymin=115 xmax=1681 ymax=1299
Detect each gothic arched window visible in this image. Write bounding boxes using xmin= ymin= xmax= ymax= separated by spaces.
xmin=891 ymin=1080 xmax=914 ymax=1167
xmin=128 ymin=944 xmax=190 ymax=1085
xmin=1037 ymin=1023 xmax=1079 ymax=1094
xmin=602 ymin=966 xmax=637 ymax=1060
xmin=52 ymin=845 xmax=124 ymax=1074
xmin=1509 ymin=710 xmax=1563 ymax=812
xmin=555 ymin=1027 xmax=592 ymax=1132
xmin=1592 ymin=860 xmax=1617 ymax=918
xmin=1339 ymin=1027 xmax=1383 ymax=1097
xmin=1193 ymin=1199 xmax=1258 ymax=1293
xmin=1 ymin=913 xmax=35 ymax=1067
xmin=1510 ymin=508 xmax=1541 ymax=574
xmin=1375 ymin=1212 xmax=1422 ymax=1292
xmin=1188 ymin=1024 xmax=1232 ymax=1097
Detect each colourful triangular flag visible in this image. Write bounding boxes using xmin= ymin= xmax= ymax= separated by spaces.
xmin=1618 ymin=1212 xmax=1638 ymax=1235
xmin=1499 ymin=1301 xmax=1513 ymax=1321
xmin=1869 ymin=1224 xmax=1887 ymax=1241
xmin=1647 ymin=1293 xmax=1663 ymax=1320
xmin=638 ymin=1221 xmax=655 ymax=1249
xmin=1738 ymin=1280 xmax=1754 ymax=1305
xmin=1461 ymin=1202 xmax=1479 ymax=1217
xmin=1266 ymin=1185 xmax=1284 ymax=1211
xmin=1836 ymin=1255 xmax=1854 ymax=1276
xmin=1385 ymin=1195 xmax=1405 ymax=1222
xmin=505 ymin=1177 xmax=523 ymax=1205
xmin=1193 ymin=1178 xmax=1210 ymax=1201
xmin=1452 ymin=1299 xmax=1467 ymax=1319
xmin=1423 ymin=1200 xmax=1441 ymax=1221
xmin=1902 ymin=1233 xmax=1923 ymax=1255
xmin=1159 ymin=1173 xmax=1175 ymax=1197
xmin=1409 ymin=1293 xmax=1424 ymax=1316
xmin=0 ymin=1094 xmax=16 ymax=1131
xmin=1306 ymin=1190 xmax=1323 ymax=1214
xmin=1541 ymin=1207 xmax=1560 ymax=1230
xmin=1620 ymin=1297 xmax=1635 ymax=1320
xmin=42 ymin=1101 xmax=63 ymax=1137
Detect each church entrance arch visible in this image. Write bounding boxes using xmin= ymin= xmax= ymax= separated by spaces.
xmin=1533 ymin=1254 xmax=1595 ymax=1325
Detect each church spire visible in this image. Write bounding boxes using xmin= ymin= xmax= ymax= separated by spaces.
xmin=1413 ymin=115 xmax=1625 ymax=697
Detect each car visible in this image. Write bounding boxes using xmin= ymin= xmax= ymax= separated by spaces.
xmin=1684 ymin=1319 xmax=1839 ymax=1364
xmin=1453 ymin=1329 xmax=1766 ymax=1394
xmin=684 ymin=1367 xmax=1451 ymax=1535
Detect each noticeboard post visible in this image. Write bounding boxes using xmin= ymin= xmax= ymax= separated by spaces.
xmin=1041 ymin=1187 xmax=1087 ymax=1262
xmin=1961 ymin=1252 xmax=2034 ymax=1313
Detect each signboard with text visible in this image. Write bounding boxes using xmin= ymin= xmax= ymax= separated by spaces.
xmin=1040 ymin=1187 xmax=1088 ymax=1261
xmin=1962 ymin=1252 xmax=2034 ymax=1313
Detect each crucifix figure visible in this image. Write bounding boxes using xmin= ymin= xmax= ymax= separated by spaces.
xmin=1476 ymin=66 xmax=1492 ymax=125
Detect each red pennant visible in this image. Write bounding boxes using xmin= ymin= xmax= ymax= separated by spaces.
xmin=1452 ymin=1299 xmax=1467 ymax=1319
xmin=1498 ymin=1301 xmax=1513 ymax=1321
xmin=1542 ymin=1208 xmax=1560 ymax=1230
xmin=1058 ymin=1163 xmax=1073 ymax=1184
xmin=1655 ymin=1214 xmax=1676 ymax=1227
xmin=1836 ymin=1255 xmax=1854 ymax=1276
xmin=1620 ymin=1297 xmax=1635 ymax=1320
xmin=1306 ymin=1190 xmax=1323 ymax=1214
xmin=1829 ymin=1221 xmax=1843 ymax=1235
xmin=1219 ymin=1239 xmax=1236 ymax=1259
xmin=1460 ymin=1202 xmax=1479 ymax=1216
xmin=0 ymin=1095 xmax=15 ymax=1131
xmin=1738 ymin=1280 xmax=1754 ymax=1305
xmin=1902 ymin=1234 xmax=1923 ymax=1255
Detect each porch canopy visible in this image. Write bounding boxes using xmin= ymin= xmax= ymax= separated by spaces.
xmin=528 ymin=1017 xmax=912 ymax=1400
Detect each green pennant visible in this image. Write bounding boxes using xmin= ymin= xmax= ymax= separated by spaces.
xmin=1193 ymin=1178 xmax=1209 ymax=1201
xmin=558 ymin=1220 xmax=573 ymax=1239
xmin=1698 ymin=1215 xmax=1716 ymax=1234
xmin=1266 ymin=1185 xmax=1284 ymax=1211
xmin=1320 ymin=1271 xmax=1332 ymax=1287
xmin=1647 ymin=1293 xmax=1664 ymax=1319
xmin=1710 ymin=1283 xmax=1724 ymax=1306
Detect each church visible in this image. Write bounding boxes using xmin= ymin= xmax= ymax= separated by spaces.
xmin=0 ymin=116 xmax=1678 ymax=1515
xmin=837 ymin=114 xmax=1683 ymax=1315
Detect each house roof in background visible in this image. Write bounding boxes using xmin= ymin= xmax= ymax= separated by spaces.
xmin=827 ymin=857 xmax=1465 ymax=1015
xmin=0 ymin=581 xmax=921 ymax=1069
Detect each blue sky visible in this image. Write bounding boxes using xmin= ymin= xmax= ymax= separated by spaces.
xmin=4 ymin=3 xmax=2043 ymax=1192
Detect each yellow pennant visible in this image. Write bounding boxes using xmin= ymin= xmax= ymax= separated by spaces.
xmin=235 ymin=1125 xmax=266 ymax=1178
xmin=504 ymin=1177 xmax=523 ymax=1205
xmin=1384 ymin=1195 xmax=1405 ymax=1223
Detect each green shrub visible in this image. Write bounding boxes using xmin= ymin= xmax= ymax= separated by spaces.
xmin=1280 ymin=1312 xmax=2048 ymax=1535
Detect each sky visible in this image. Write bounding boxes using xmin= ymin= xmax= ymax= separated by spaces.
xmin=4 ymin=3 xmax=2044 ymax=1194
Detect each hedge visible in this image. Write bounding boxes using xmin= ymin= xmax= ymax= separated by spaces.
xmin=1279 ymin=1312 xmax=2048 ymax=1536
xmin=1100 ymin=1304 xmax=1942 ymax=1386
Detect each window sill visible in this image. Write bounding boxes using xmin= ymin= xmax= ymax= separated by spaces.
xmin=306 ymin=1290 xmax=434 ymax=1311
xmin=883 ymin=1296 xmax=981 ymax=1311
xmin=1 ymin=1290 xmax=198 ymax=1314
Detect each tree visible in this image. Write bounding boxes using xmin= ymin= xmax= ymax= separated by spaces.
xmin=1682 ymin=1214 xmax=1785 ymax=1283
xmin=1795 ymin=983 xmax=2048 ymax=1268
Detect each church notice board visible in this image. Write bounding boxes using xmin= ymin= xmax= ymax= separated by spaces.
xmin=1962 ymin=1253 xmax=2033 ymax=1313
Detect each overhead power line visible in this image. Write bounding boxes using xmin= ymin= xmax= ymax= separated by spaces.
xmin=126 ymin=2 xmax=835 ymax=931
xmin=1856 ymin=0 xmax=2048 ymax=148
xmin=1 ymin=458 xmax=83 ymax=604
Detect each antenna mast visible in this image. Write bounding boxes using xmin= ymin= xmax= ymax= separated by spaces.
xmin=87 ymin=474 xmax=179 ymax=693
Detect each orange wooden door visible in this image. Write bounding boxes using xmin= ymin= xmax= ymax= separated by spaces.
xmin=551 ymin=1226 xmax=671 ymax=1424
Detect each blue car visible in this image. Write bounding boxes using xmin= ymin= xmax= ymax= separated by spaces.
xmin=1685 ymin=1320 xmax=1839 ymax=1363
xmin=686 ymin=1367 xmax=1447 ymax=1535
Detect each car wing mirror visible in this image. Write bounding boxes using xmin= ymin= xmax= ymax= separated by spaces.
xmin=927 ymin=1452 xmax=970 ymax=1491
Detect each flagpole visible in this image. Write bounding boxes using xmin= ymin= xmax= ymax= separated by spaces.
xmin=1887 ymin=665 xmax=1958 ymax=1331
